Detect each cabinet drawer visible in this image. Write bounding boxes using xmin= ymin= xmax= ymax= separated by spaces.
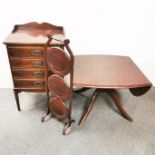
xmin=10 ymin=58 xmax=45 ymax=68
xmin=8 ymin=47 xmax=44 ymax=58
xmin=12 ymin=69 xmax=45 ymax=78
xmin=14 ymin=79 xmax=45 ymax=88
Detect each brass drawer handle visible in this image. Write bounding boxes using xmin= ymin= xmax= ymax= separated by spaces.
xmin=31 ymin=50 xmax=42 ymax=56
xmin=32 ymin=61 xmax=43 ymax=66
xmin=34 ymin=81 xmax=44 ymax=87
xmin=33 ymin=71 xmax=43 ymax=77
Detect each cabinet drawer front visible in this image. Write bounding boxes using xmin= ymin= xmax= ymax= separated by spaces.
xmin=8 ymin=47 xmax=44 ymax=58
xmin=14 ymin=79 xmax=45 ymax=88
xmin=10 ymin=58 xmax=45 ymax=68
xmin=12 ymin=69 xmax=45 ymax=78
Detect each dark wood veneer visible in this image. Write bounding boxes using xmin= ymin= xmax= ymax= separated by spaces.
xmin=3 ymin=22 xmax=65 ymax=110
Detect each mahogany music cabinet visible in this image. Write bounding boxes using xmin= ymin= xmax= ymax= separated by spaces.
xmin=3 ymin=22 xmax=65 ymax=111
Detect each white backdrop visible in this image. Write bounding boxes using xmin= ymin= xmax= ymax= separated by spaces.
xmin=0 ymin=0 xmax=155 ymax=88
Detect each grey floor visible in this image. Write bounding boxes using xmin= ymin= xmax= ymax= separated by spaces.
xmin=0 ymin=88 xmax=155 ymax=155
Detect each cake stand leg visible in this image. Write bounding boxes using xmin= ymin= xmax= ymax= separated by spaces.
xmin=63 ymin=119 xmax=75 ymax=135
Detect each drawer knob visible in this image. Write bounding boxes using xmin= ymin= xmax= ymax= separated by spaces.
xmin=34 ymin=81 xmax=44 ymax=87
xmin=31 ymin=50 xmax=42 ymax=56
xmin=33 ymin=71 xmax=43 ymax=77
xmin=32 ymin=61 xmax=43 ymax=66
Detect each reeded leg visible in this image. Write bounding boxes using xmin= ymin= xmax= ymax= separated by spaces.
xmin=14 ymin=89 xmax=21 ymax=111
xmin=78 ymin=89 xmax=99 ymax=126
xmin=107 ymin=89 xmax=133 ymax=122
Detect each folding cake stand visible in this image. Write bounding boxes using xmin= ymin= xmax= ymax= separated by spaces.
xmin=42 ymin=36 xmax=152 ymax=134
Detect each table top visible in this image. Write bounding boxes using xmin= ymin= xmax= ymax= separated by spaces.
xmin=74 ymin=55 xmax=152 ymax=89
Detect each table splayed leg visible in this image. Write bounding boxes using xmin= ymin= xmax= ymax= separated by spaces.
xmin=78 ymin=89 xmax=99 ymax=126
xmin=107 ymin=89 xmax=133 ymax=122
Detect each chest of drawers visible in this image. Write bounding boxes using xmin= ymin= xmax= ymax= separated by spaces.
xmin=3 ymin=22 xmax=65 ymax=110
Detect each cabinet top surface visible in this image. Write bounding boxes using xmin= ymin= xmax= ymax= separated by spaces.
xmin=3 ymin=22 xmax=65 ymax=45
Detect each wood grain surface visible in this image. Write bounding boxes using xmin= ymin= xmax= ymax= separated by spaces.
xmin=49 ymin=97 xmax=68 ymax=119
xmin=48 ymin=75 xmax=70 ymax=101
xmin=46 ymin=47 xmax=71 ymax=76
xmin=3 ymin=22 xmax=65 ymax=111
xmin=3 ymin=22 xmax=65 ymax=45
xmin=74 ymin=55 xmax=152 ymax=89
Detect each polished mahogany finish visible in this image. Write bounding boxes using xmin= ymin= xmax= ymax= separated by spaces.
xmin=3 ymin=22 xmax=65 ymax=111
xmin=48 ymin=75 xmax=70 ymax=101
xmin=12 ymin=68 xmax=45 ymax=78
xmin=7 ymin=46 xmax=44 ymax=57
xmin=74 ymin=55 xmax=151 ymax=89
xmin=42 ymin=37 xmax=152 ymax=132
xmin=42 ymin=37 xmax=75 ymax=135
xmin=4 ymin=23 xmax=152 ymax=134
xmin=4 ymin=22 xmax=65 ymax=45
xmin=46 ymin=47 xmax=71 ymax=76
xmin=74 ymin=55 xmax=152 ymax=126
xmin=49 ymin=97 xmax=68 ymax=119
